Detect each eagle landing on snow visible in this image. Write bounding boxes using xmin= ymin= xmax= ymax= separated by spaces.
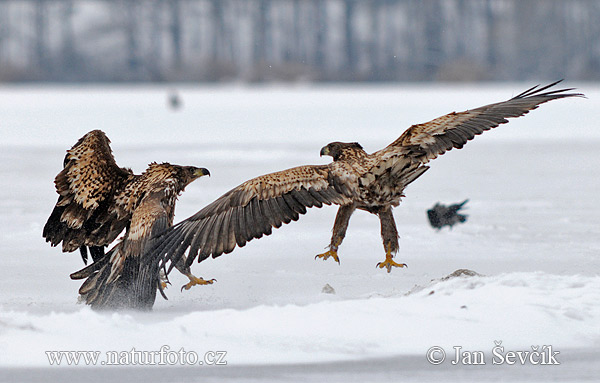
xmin=151 ymin=81 xmax=581 ymax=279
xmin=43 ymin=130 xmax=210 ymax=309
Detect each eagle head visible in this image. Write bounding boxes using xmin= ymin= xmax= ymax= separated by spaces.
xmin=180 ymin=166 xmax=210 ymax=185
xmin=320 ymin=142 xmax=364 ymax=161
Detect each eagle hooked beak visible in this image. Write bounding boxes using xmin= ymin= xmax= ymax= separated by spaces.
xmin=320 ymin=145 xmax=330 ymax=157
xmin=194 ymin=168 xmax=211 ymax=177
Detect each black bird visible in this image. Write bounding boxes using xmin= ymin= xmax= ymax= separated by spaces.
xmin=168 ymin=91 xmax=182 ymax=110
xmin=427 ymin=200 xmax=469 ymax=229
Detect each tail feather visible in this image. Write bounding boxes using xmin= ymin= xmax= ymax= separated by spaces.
xmin=71 ymin=249 xmax=160 ymax=310
xmin=70 ymin=253 xmax=109 ymax=280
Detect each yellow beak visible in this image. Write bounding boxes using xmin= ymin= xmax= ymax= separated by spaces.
xmin=194 ymin=168 xmax=210 ymax=177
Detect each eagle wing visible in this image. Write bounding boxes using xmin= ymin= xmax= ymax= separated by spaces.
xmin=376 ymin=81 xmax=583 ymax=164
xmin=156 ymin=164 xmax=352 ymax=271
xmin=43 ymin=130 xmax=135 ymax=260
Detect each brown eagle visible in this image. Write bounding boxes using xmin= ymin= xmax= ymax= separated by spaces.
xmin=43 ymin=130 xmax=210 ymax=309
xmin=153 ymin=82 xmax=581 ymax=278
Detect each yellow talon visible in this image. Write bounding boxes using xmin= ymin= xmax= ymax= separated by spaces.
xmin=181 ymin=275 xmax=217 ymax=291
xmin=376 ymin=247 xmax=407 ymax=273
xmin=315 ymin=249 xmax=340 ymax=264
xmin=159 ymin=270 xmax=170 ymax=290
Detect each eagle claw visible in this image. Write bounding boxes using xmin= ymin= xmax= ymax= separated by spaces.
xmin=315 ymin=249 xmax=340 ymax=264
xmin=159 ymin=269 xmax=171 ymax=290
xmin=160 ymin=280 xmax=171 ymax=290
xmin=376 ymin=259 xmax=407 ymax=273
xmin=181 ymin=276 xmax=217 ymax=292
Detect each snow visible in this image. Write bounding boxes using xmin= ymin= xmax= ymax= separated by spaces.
xmin=0 ymin=83 xmax=599 ymax=381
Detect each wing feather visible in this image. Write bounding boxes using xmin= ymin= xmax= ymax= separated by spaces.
xmin=222 ymin=209 xmax=238 ymax=254
xmin=43 ymin=130 xmax=135 ymax=259
xmin=182 ymin=220 xmax=208 ymax=267
xmin=243 ymin=197 xmax=258 ymax=240
xmin=263 ymin=198 xmax=283 ymax=228
xmin=308 ymin=187 xmax=329 ymax=206
xmin=282 ymin=193 xmax=305 ymax=217
xmin=196 ymin=215 xmax=218 ymax=258
xmin=252 ymin=197 xmax=272 ymax=238
xmin=154 ymin=164 xmax=350 ymax=269
xmin=215 ymin=209 xmax=233 ymax=256
xmin=167 ymin=220 xmax=197 ymax=266
xmin=378 ymin=81 xmax=583 ymax=164
xmin=291 ymin=188 xmax=315 ymax=208
xmin=207 ymin=211 xmax=226 ymax=256
xmin=234 ymin=205 xmax=250 ymax=247
xmin=275 ymin=195 xmax=294 ymax=224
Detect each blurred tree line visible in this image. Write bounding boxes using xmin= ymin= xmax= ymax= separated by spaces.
xmin=0 ymin=0 xmax=599 ymax=82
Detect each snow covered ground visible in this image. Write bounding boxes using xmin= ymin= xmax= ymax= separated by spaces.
xmin=0 ymin=83 xmax=598 ymax=382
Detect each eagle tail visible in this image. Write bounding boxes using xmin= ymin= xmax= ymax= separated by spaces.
xmin=70 ymin=250 xmax=160 ymax=310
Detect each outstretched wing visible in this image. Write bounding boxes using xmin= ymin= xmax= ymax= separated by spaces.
xmin=377 ymin=81 xmax=583 ymax=163
xmin=71 ymin=191 xmax=170 ymax=310
xmin=156 ymin=164 xmax=352 ymax=272
xmin=43 ymin=130 xmax=135 ymax=261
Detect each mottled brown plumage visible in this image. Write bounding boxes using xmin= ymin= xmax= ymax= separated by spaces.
xmin=43 ymin=130 xmax=135 ymax=263
xmin=154 ymin=82 xmax=582 ymax=276
xmin=43 ymin=130 xmax=210 ymax=309
xmin=70 ymin=162 xmax=210 ymax=310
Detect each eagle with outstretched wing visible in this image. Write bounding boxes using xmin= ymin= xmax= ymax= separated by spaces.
xmin=153 ymin=82 xmax=582 ymax=279
xmin=43 ymin=130 xmax=210 ymax=309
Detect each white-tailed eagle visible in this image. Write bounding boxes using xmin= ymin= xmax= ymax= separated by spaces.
xmin=43 ymin=130 xmax=210 ymax=309
xmin=152 ymin=82 xmax=581 ymax=279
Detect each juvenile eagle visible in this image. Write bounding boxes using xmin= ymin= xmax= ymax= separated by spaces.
xmin=43 ymin=130 xmax=210 ymax=308
xmin=154 ymin=82 xmax=581 ymax=277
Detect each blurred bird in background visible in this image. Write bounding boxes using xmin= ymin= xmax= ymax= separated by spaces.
xmin=427 ymin=200 xmax=469 ymax=230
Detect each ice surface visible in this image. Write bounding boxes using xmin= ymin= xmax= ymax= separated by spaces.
xmin=0 ymin=84 xmax=598 ymax=381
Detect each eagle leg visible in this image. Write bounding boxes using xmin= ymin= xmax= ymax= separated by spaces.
xmin=174 ymin=257 xmax=216 ymax=292
xmin=315 ymin=204 xmax=356 ymax=265
xmin=376 ymin=207 xmax=407 ymax=273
